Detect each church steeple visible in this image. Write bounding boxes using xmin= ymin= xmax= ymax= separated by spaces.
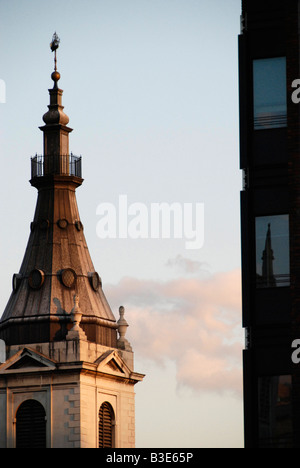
xmin=261 ymin=223 xmax=276 ymax=288
xmin=0 ymin=34 xmax=118 ymax=346
xmin=0 ymin=35 xmax=144 ymax=449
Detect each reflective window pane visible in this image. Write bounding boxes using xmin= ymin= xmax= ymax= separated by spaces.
xmin=258 ymin=375 xmax=293 ymax=448
xmin=255 ymin=215 xmax=290 ymax=288
xmin=253 ymin=57 xmax=287 ymax=130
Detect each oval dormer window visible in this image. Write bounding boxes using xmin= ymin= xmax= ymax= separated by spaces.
xmin=89 ymin=272 xmax=101 ymax=291
xmin=61 ymin=268 xmax=77 ymax=289
xmin=13 ymin=274 xmax=22 ymax=293
xmin=28 ymin=269 xmax=45 ymax=290
xmin=57 ymin=218 xmax=69 ymax=229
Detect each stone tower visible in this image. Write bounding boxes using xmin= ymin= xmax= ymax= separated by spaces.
xmin=0 ymin=34 xmax=144 ymax=449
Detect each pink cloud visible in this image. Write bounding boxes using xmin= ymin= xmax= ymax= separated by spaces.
xmin=165 ymin=254 xmax=209 ymax=274
xmin=105 ymin=268 xmax=243 ymax=396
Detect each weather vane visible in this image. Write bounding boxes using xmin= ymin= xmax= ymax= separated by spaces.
xmin=50 ymin=32 xmax=60 ymax=72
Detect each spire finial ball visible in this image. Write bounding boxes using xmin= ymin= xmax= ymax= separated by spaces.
xmin=51 ymin=70 xmax=61 ymax=83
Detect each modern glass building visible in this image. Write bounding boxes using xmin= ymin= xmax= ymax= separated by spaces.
xmin=239 ymin=0 xmax=300 ymax=448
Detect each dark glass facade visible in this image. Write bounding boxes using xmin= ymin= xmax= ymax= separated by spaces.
xmin=239 ymin=0 xmax=300 ymax=448
xmin=258 ymin=375 xmax=293 ymax=448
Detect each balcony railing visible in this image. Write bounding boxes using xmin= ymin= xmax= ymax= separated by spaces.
xmin=256 ymin=273 xmax=290 ymax=288
xmin=31 ymin=154 xmax=82 ymax=179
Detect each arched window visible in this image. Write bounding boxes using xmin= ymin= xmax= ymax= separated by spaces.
xmin=98 ymin=402 xmax=115 ymax=448
xmin=16 ymin=399 xmax=46 ymax=448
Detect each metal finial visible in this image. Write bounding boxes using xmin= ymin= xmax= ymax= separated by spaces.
xmin=50 ymin=32 xmax=60 ymax=72
xmin=50 ymin=32 xmax=61 ymax=87
xmin=50 ymin=32 xmax=60 ymax=52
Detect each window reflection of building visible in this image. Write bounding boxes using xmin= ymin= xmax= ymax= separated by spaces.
xmin=258 ymin=375 xmax=293 ymax=448
xmin=257 ymin=223 xmax=276 ymax=288
xmin=256 ymin=215 xmax=290 ymax=288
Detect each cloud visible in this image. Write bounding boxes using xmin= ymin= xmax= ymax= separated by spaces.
xmin=165 ymin=254 xmax=209 ymax=274
xmin=105 ymin=268 xmax=243 ymax=397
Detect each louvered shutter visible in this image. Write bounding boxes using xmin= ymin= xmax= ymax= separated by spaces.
xmin=99 ymin=402 xmax=114 ymax=448
xmin=16 ymin=399 xmax=46 ymax=448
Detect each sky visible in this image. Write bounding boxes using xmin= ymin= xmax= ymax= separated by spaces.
xmin=0 ymin=0 xmax=243 ymax=448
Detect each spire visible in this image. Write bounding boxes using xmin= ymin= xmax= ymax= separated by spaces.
xmin=39 ymin=32 xmax=71 ymax=166
xmin=0 ymin=36 xmax=118 ymax=347
xmin=261 ymin=223 xmax=276 ymax=287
